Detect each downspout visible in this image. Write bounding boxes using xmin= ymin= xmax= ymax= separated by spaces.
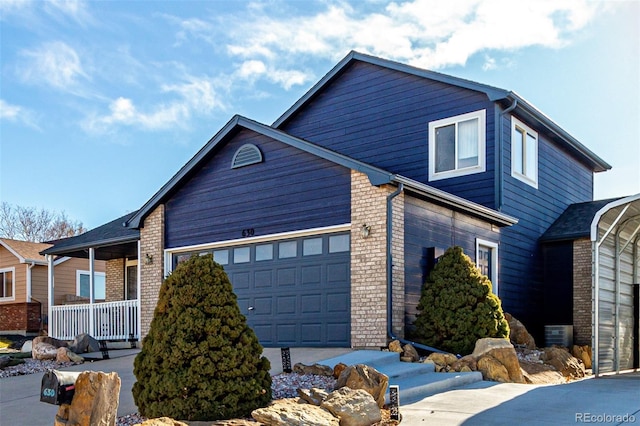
xmin=27 ymin=262 xmax=35 ymax=303
xmin=386 ymin=182 xmax=445 ymax=354
xmin=497 ymin=98 xmax=518 ymax=210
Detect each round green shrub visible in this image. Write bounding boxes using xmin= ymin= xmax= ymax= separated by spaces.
xmin=132 ymin=254 xmax=272 ymax=421
xmin=413 ymin=246 xmax=509 ymax=355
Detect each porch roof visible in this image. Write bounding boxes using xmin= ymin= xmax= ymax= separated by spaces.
xmin=41 ymin=211 xmax=139 ymax=260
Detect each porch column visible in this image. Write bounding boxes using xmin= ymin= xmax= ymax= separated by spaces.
xmin=89 ymin=247 xmax=95 ymax=337
xmin=137 ymin=240 xmax=142 ymax=341
xmin=47 ymin=255 xmax=54 ymax=337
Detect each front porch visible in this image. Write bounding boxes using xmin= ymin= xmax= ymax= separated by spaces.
xmin=50 ymin=299 xmax=139 ymax=341
xmin=40 ymin=212 xmax=142 ymax=343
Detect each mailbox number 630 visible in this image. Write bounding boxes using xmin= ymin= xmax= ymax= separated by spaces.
xmin=43 ymin=388 xmax=56 ymax=397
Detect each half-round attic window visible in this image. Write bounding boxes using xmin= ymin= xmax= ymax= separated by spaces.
xmin=231 ymin=144 xmax=263 ymax=169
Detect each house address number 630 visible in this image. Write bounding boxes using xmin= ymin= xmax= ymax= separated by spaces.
xmin=242 ymin=228 xmax=255 ymax=237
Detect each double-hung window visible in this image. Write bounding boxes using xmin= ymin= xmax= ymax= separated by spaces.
xmin=429 ymin=109 xmax=486 ymax=181
xmin=0 ymin=267 xmax=14 ymax=301
xmin=511 ymin=116 xmax=538 ymax=188
xmin=77 ymin=270 xmax=106 ymax=300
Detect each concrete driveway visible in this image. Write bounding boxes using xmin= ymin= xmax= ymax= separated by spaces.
xmin=0 ymin=348 xmax=638 ymax=426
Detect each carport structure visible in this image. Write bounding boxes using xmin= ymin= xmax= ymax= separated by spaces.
xmin=591 ymin=194 xmax=640 ymax=376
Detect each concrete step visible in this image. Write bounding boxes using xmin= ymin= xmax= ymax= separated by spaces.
xmin=318 ymin=350 xmax=483 ymax=405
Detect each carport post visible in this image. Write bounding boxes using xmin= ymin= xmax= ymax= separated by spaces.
xmin=592 ymin=240 xmax=600 ymax=377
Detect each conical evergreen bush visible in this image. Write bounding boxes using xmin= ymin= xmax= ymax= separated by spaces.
xmin=132 ymin=254 xmax=272 ymax=421
xmin=413 ymin=246 xmax=509 ymax=355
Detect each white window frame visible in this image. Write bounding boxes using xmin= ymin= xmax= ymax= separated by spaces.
xmin=76 ymin=270 xmax=106 ymax=300
xmin=429 ymin=109 xmax=486 ymax=181
xmin=511 ymin=116 xmax=538 ymax=188
xmin=475 ymin=239 xmax=499 ymax=296
xmin=0 ymin=267 xmax=16 ymax=302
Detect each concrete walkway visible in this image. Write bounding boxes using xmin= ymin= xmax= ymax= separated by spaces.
xmin=0 ymin=348 xmax=638 ymax=426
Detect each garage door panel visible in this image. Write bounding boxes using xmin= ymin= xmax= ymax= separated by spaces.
xmin=253 ymin=324 xmax=273 ymax=345
xmin=276 ymin=324 xmax=297 ymax=344
xmin=231 ymin=271 xmax=250 ymax=289
xmin=276 ymin=295 xmax=297 ymax=315
xmin=254 ymin=270 xmax=273 ymax=288
xmin=301 ymin=324 xmax=322 ymax=344
xmin=326 ymin=323 xmax=349 ymax=344
xmin=301 ymin=265 xmax=322 ymax=286
xmin=327 ymin=262 xmax=349 ymax=285
xmin=301 ymin=294 xmax=322 ymax=313
xmin=253 ymin=297 xmax=272 ymax=316
xmin=327 ymin=293 xmax=349 ymax=313
xmin=276 ymin=267 xmax=296 ymax=287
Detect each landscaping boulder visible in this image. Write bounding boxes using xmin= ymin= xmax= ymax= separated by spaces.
xmin=56 ymin=347 xmax=84 ymax=363
xmin=321 ymin=387 xmax=382 ymax=426
xmin=137 ymin=418 xmax=188 ymax=426
xmin=505 ymin=313 xmax=536 ymax=349
xmin=68 ymin=333 xmax=101 ymax=354
xmin=472 ymin=338 xmax=525 ymax=383
xmin=33 ymin=343 xmax=59 ymax=360
xmin=388 ymin=340 xmax=403 ymax=353
xmin=298 ymin=388 xmax=329 ymax=406
xmin=336 ymin=364 xmax=389 ymax=408
xmin=0 ymin=355 xmax=10 ymax=369
xmin=21 ymin=340 xmax=32 ymax=353
xmin=402 ymin=343 xmax=420 ymax=362
xmin=572 ymin=345 xmax=592 ymax=369
xmin=333 ymin=362 xmax=347 ymax=379
xmin=424 ymin=352 xmax=458 ymax=372
xmin=476 ymin=356 xmax=511 ymax=382
xmin=55 ymin=371 xmax=121 ymax=426
xmin=541 ymin=347 xmax=585 ymax=379
xmin=293 ymin=363 xmax=334 ymax=376
xmin=252 ymin=398 xmax=338 ymax=426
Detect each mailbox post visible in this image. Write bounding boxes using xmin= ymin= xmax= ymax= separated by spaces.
xmin=41 ymin=370 xmax=82 ymax=405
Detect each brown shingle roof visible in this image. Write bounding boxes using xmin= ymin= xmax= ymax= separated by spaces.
xmin=0 ymin=238 xmax=52 ymax=264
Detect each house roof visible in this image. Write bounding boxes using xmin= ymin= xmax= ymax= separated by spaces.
xmin=126 ymin=114 xmax=517 ymax=230
xmin=540 ymin=198 xmax=623 ymax=242
xmin=40 ymin=211 xmax=140 ymax=260
xmin=273 ymin=51 xmax=611 ymax=173
xmin=0 ymin=238 xmax=52 ymax=265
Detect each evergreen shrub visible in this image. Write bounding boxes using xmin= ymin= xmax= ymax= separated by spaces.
xmin=413 ymin=246 xmax=509 ymax=355
xmin=132 ymin=254 xmax=272 ymax=421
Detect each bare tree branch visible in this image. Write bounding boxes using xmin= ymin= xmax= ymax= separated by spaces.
xmin=0 ymin=202 xmax=86 ymax=242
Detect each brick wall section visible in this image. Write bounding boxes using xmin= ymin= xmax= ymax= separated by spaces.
xmin=0 ymin=302 xmax=42 ymax=332
xmin=140 ymin=205 xmax=165 ymax=340
xmin=573 ymin=238 xmax=592 ymax=346
xmin=105 ymin=259 xmax=124 ymax=302
xmin=350 ymin=170 xmax=404 ymax=348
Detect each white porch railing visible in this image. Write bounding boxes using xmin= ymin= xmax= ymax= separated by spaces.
xmin=51 ymin=300 xmax=139 ymax=341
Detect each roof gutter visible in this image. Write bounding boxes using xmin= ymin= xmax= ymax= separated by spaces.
xmin=386 ymin=183 xmax=445 ymax=354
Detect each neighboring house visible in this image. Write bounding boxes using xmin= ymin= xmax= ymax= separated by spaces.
xmin=41 ymin=52 xmax=639 ymax=375
xmin=0 ymin=238 xmax=106 ymax=335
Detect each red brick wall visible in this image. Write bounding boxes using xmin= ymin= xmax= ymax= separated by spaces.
xmin=0 ymin=302 xmax=42 ymax=332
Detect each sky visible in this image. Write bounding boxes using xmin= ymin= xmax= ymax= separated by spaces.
xmin=1 ymin=0 xmax=639 ymax=231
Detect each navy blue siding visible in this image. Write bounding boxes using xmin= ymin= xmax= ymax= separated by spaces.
xmin=498 ymin=115 xmax=594 ymax=339
xmin=165 ymin=129 xmax=350 ymax=248
xmin=404 ymin=195 xmax=501 ymax=332
xmin=281 ymin=61 xmax=496 ymax=208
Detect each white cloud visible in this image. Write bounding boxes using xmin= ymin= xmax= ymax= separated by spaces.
xmin=18 ymin=41 xmax=90 ymax=93
xmin=218 ymin=0 xmax=602 ymax=72
xmin=0 ymin=99 xmax=40 ymax=129
xmin=83 ymin=75 xmax=227 ymax=133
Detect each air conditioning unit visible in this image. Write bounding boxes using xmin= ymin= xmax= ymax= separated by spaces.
xmin=545 ymin=325 xmax=573 ymax=348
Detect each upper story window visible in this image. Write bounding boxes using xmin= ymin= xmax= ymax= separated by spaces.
xmin=0 ymin=267 xmax=15 ymax=301
xmin=511 ymin=116 xmax=538 ymax=188
xmin=231 ymin=144 xmax=263 ymax=169
xmin=429 ymin=109 xmax=486 ymax=181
